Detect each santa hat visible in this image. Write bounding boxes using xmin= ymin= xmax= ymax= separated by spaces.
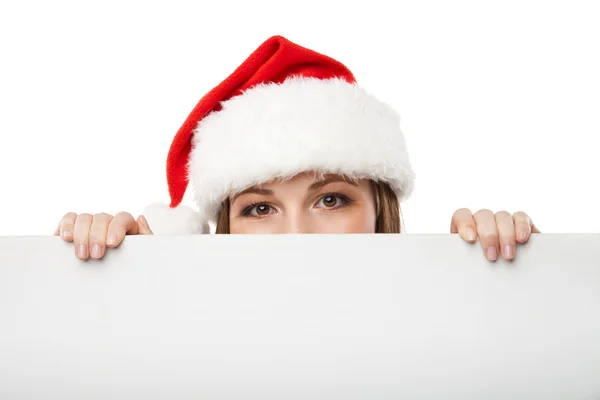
xmin=144 ymin=35 xmax=415 ymax=234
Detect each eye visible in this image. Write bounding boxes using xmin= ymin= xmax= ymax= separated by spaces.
xmin=315 ymin=193 xmax=351 ymax=209
xmin=242 ymin=203 xmax=275 ymax=217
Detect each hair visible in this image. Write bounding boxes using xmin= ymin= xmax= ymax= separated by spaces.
xmin=215 ymin=179 xmax=401 ymax=234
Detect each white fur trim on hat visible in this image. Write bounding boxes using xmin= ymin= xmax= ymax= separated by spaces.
xmin=143 ymin=203 xmax=209 ymax=235
xmin=188 ymin=76 xmax=415 ymax=225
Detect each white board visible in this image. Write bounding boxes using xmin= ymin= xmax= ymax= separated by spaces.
xmin=1 ymin=233 xmax=599 ymax=399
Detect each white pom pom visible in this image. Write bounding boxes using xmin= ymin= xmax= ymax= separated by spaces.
xmin=143 ymin=203 xmax=209 ymax=235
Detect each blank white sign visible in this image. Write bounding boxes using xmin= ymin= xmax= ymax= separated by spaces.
xmin=1 ymin=234 xmax=599 ymax=399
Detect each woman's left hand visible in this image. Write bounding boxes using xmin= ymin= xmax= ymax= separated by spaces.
xmin=450 ymin=208 xmax=540 ymax=261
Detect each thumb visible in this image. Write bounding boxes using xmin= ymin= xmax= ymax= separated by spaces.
xmin=136 ymin=215 xmax=154 ymax=235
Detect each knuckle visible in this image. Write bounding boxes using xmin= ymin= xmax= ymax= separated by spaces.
xmin=95 ymin=212 xmax=113 ymax=218
xmin=62 ymin=212 xmax=77 ymax=220
xmin=89 ymin=224 xmax=106 ymax=236
xmin=473 ymin=208 xmax=492 ymax=218
xmin=93 ymin=213 xmax=114 ymax=223
xmin=512 ymin=210 xmax=529 ymax=220
xmin=454 ymin=207 xmax=471 ymax=215
xmin=495 ymin=210 xmax=512 ymax=219
xmin=114 ymin=211 xmax=134 ymax=221
xmin=74 ymin=214 xmax=93 ymax=228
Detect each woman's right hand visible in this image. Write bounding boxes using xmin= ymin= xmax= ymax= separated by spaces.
xmin=54 ymin=212 xmax=153 ymax=260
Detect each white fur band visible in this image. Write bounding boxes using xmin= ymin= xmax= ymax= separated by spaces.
xmin=189 ymin=77 xmax=415 ymax=224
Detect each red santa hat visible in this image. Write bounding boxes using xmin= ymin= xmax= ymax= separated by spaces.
xmin=144 ymin=35 xmax=415 ymax=234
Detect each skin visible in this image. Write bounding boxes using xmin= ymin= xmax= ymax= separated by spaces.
xmin=453 ymin=208 xmax=540 ymax=261
xmin=55 ymin=173 xmax=539 ymax=261
xmin=228 ymin=173 xmax=377 ymax=234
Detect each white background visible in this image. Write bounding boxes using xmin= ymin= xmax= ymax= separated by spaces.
xmin=1 ymin=0 xmax=598 ymax=235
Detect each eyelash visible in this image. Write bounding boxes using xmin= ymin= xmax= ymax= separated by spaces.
xmin=240 ymin=201 xmax=272 ymax=217
xmin=317 ymin=192 xmax=353 ymax=209
xmin=240 ymin=192 xmax=354 ymax=217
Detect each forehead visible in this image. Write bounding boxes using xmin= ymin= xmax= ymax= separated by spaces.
xmin=256 ymin=172 xmax=359 ymax=188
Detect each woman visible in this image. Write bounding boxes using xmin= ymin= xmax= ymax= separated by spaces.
xmin=55 ymin=35 xmax=539 ymax=261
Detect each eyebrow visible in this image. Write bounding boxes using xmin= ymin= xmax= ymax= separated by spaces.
xmin=309 ymin=177 xmax=359 ymax=190
xmin=231 ymin=187 xmax=273 ymax=203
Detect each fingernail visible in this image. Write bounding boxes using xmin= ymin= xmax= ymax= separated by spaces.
xmin=504 ymin=244 xmax=514 ymax=259
xmin=486 ymin=246 xmax=497 ymax=261
xmin=518 ymin=231 xmax=527 ymax=242
xmin=106 ymin=233 xmax=118 ymax=246
xmin=77 ymin=244 xmax=87 ymax=259
xmin=91 ymin=244 xmax=102 ymax=258
xmin=62 ymin=230 xmax=72 ymax=239
xmin=467 ymin=228 xmax=476 ymax=241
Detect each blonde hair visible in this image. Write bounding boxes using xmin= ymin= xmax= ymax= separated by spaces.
xmin=215 ymin=180 xmax=401 ymax=234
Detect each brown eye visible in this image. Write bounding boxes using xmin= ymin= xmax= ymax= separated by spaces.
xmin=255 ymin=204 xmax=270 ymax=215
xmin=242 ymin=203 xmax=274 ymax=217
xmin=315 ymin=193 xmax=352 ymax=210
xmin=322 ymin=196 xmax=337 ymax=208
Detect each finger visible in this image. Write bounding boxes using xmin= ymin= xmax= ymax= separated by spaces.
xmin=88 ymin=213 xmax=114 ymax=259
xmin=136 ymin=215 xmax=154 ymax=235
xmin=106 ymin=212 xmax=138 ymax=247
xmin=450 ymin=208 xmax=477 ymax=243
xmin=532 ymin=223 xmax=541 ymax=233
xmin=495 ymin=211 xmax=516 ymax=261
xmin=513 ymin=211 xmax=533 ymax=243
xmin=73 ymin=213 xmax=93 ymax=260
xmin=59 ymin=212 xmax=78 ymax=242
xmin=473 ymin=209 xmax=499 ymax=261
